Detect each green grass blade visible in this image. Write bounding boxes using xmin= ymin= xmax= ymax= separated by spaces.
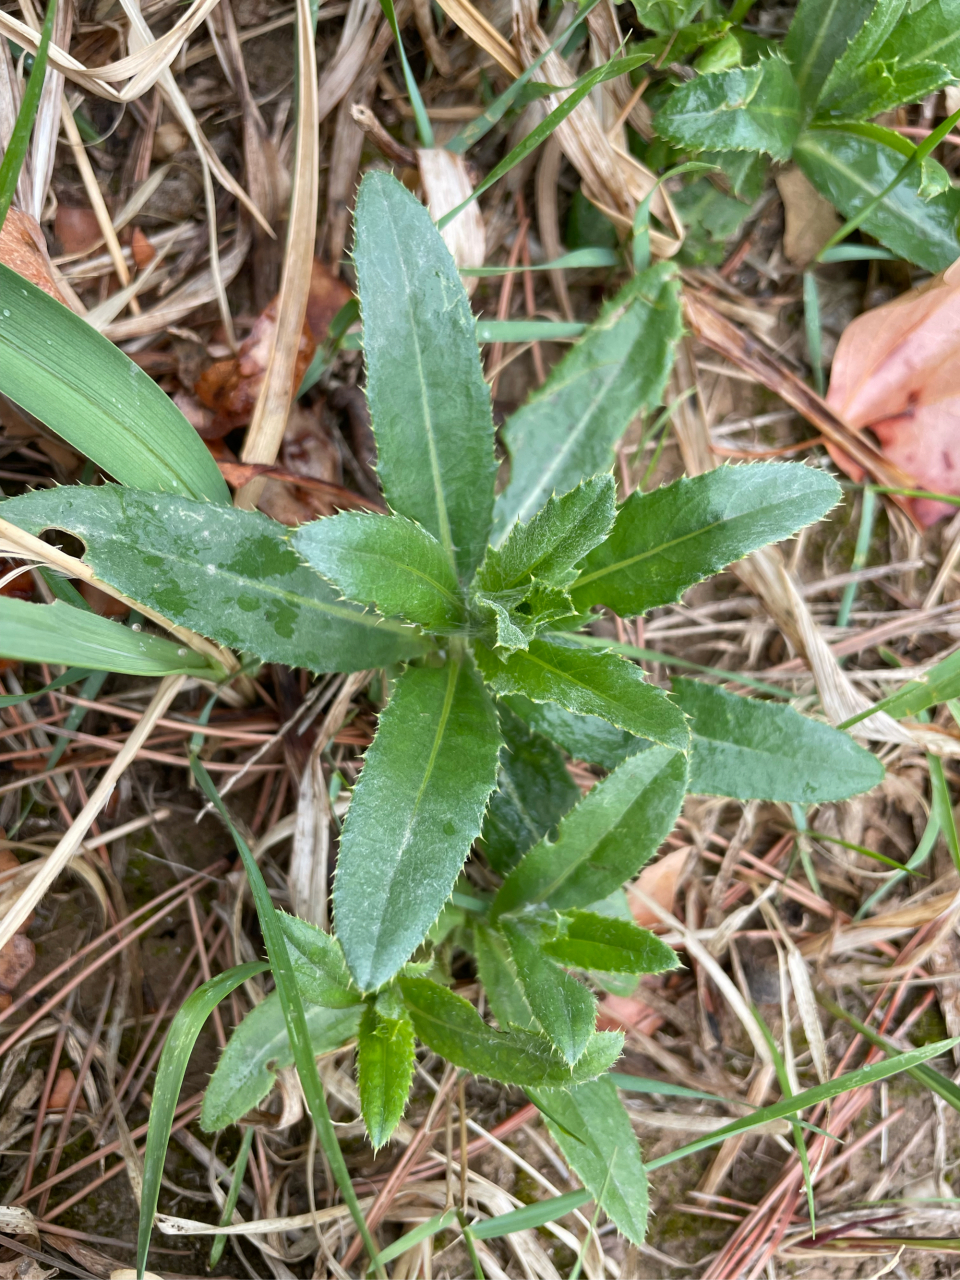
xmin=377 ymin=0 xmax=433 ymax=147
xmin=929 ymin=751 xmax=960 ymax=874
xmin=438 ymin=51 xmax=655 ymax=231
xmin=820 ymin=996 xmax=960 ymax=1115
xmin=137 ymin=962 xmax=268 ymax=1278
xmin=209 ymin=1125 xmax=254 ymax=1268
xmin=189 ymin=758 xmax=385 ymax=1277
xmin=0 ymin=597 xmax=224 ymax=678
xmin=368 ymin=1209 xmax=459 ymax=1270
xmin=0 ymin=666 xmax=92 ymax=708
xmin=45 ymin=669 xmax=108 ymax=772
xmin=471 ymin=1189 xmax=592 ymax=1239
xmin=460 ymin=248 xmax=618 ymax=276
xmin=0 ymin=0 xmax=56 ymax=229
xmin=444 ymin=0 xmax=602 ymax=155
xmin=645 ymin=1037 xmax=960 ymax=1170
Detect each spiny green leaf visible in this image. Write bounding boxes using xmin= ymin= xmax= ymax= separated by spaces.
xmin=492 ymin=745 xmax=687 ymax=919
xmin=655 ymin=57 xmax=801 ymax=160
xmin=876 ymin=0 xmax=960 ymax=91
xmin=0 ymin=485 xmax=427 ymax=673
xmin=492 ymin=267 xmax=682 ymax=544
xmin=817 ymin=58 xmax=950 ymax=121
xmin=357 ymin=996 xmax=416 ymax=1149
xmin=784 ymin=0 xmax=874 ymax=108
xmin=528 ymin=1077 xmax=648 ymax=1247
xmin=0 ymin=596 xmax=222 ymax=677
xmin=276 ymin=913 xmax=357 ymax=1009
xmin=354 ymin=171 xmax=495 ymax=580
xmin=503 ymin=694 xmax=642 ymax=770
xmin=334 ymin=659 xmax=501 ymax=992
xmin=570 ymin=464 xmax=841 ymax=617
xmin=0 ymin=266 xmax=229 ymax=504
xmin=794 ymin=124 xmax=960 ymax=273
xmin=140 ymin=964 xmax=268 ymax=1274
xmin=475 ymin=638 xmax=688 ymax=751
xmin=816 ymin=0 xmax=908 ymax=112
xmin=294 ymin=510 xmax=465 ymax=632
xmin=545 ymin=911 xmax=680 ymax=975
xmin=480 ymin=704 xmax=580 ymax=876
xmin=397 ymin=976 xmax=622 ymax=1085
xmin=501 ymin=920 xmax=597 ymax=1065
xmin=673 ymin=677 xmax=884 ymax=802
xmin=479 ymin=476 xmax=616 ymax=594
xmin=473 ymin=924 xmax=536 ymax=1031
xmin=200 ymin=993 xmax=362 ymax=1130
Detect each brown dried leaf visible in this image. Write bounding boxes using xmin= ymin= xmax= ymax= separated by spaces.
xmin=195 ymin=260 xmax=350 ymax=435
xmin=775 ymin=167 xmax=841 ymax=268
xmin=826 ymin=260 xmax=960 ymax=526
xmin=0 ymin=932 xmax=34 ymax=993
xmin=2 ymin=209 xmax=66 ymax=302
xmin=54 ymin=203 xmax=101 ymax=255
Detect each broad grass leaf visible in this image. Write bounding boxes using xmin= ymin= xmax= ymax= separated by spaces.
xmin=479 ymin=476 xmax=616 ymax=594
xmin=474 ymin=638 xmax=689 ymax=751
xmin=0 ymin=596 xmax=223 ymax=677
xmin=793 ymin=125 xmax=960 ymax=273
xmin=473 ymin=924 xmax=536 ymax=1030
xmin=492 ymin=266 xmax=682 ymax=543
xmin=654 ymin=57 xmax=801 ymax=161
xmin=357 ymin=998 xmax=416 ymax=1149
xmin=500 ymin=920 xmax=597 ymax=1064
xmin=0 ymin=266 xmax=228 ymax=503
xmin=294 ymin=510 xmax=466 ymax=632
xmin=492 ymin=745 xmax=688 ymax=918
xmin=353 ymin=171 xmax=495 ymax=580
xmin=672 ymin=678 xmax=884 ymax=802
xmin=0 ymin=485 xmax=427 ymax=672
xmin=502 ymin=693 xmax=642 ymax=770
xmin=784 ymin=0 xmax=874 ymax=108
xmin=570 ymin=464 xmax=840 ymax=616
xmin=397 ymin=976 xmax=622 ymax=1085
xmin=527 ymin=1076 xmax=648 ymax=1246
xmin=544 ymin=911 xmax=680 ymax=975
xmin=200 ymin=993 xmax=362 ymax=1130
xmin=333 ymin=660 xmax=501 ymax=991
xmin=479 ymin=704 xmax=580 ymax=876
xmin=825 ymin=258 xmax=960 ymax=526
xmin=276 ymin=913 xmax=357 ymax=1008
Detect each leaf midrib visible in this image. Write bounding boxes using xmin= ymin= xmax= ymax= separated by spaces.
xmin=380 ymin=205 xmax=457 ymax=575
xmin=367 ymin=661 xmax=461 ymax=976
xmin=76 ymin=527 xmax=420 ymax=638
xmin=573 ymin=499 xmax=796 ymax=592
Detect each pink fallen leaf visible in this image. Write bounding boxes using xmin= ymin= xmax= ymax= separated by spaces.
xmin=826 ymin=258 xmax=960 ymax=526
xmin=596 ymin=992 xmax=664 ymax=1037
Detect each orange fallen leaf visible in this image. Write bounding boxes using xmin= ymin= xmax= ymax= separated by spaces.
xmin=48 ymin=1067 xmax=77 ymax=1110
xmin=195 ymin=260 xmax=352 ymax=436
xmin=130 ymin=226 xmax=156 ymax=269
xmin=2 ymin=208 xmax=67 ymax=302
xmin=627 ymin=846 xmax=688 ymax=927
xmin=826 ymin=258 xmax=960 ymax=526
